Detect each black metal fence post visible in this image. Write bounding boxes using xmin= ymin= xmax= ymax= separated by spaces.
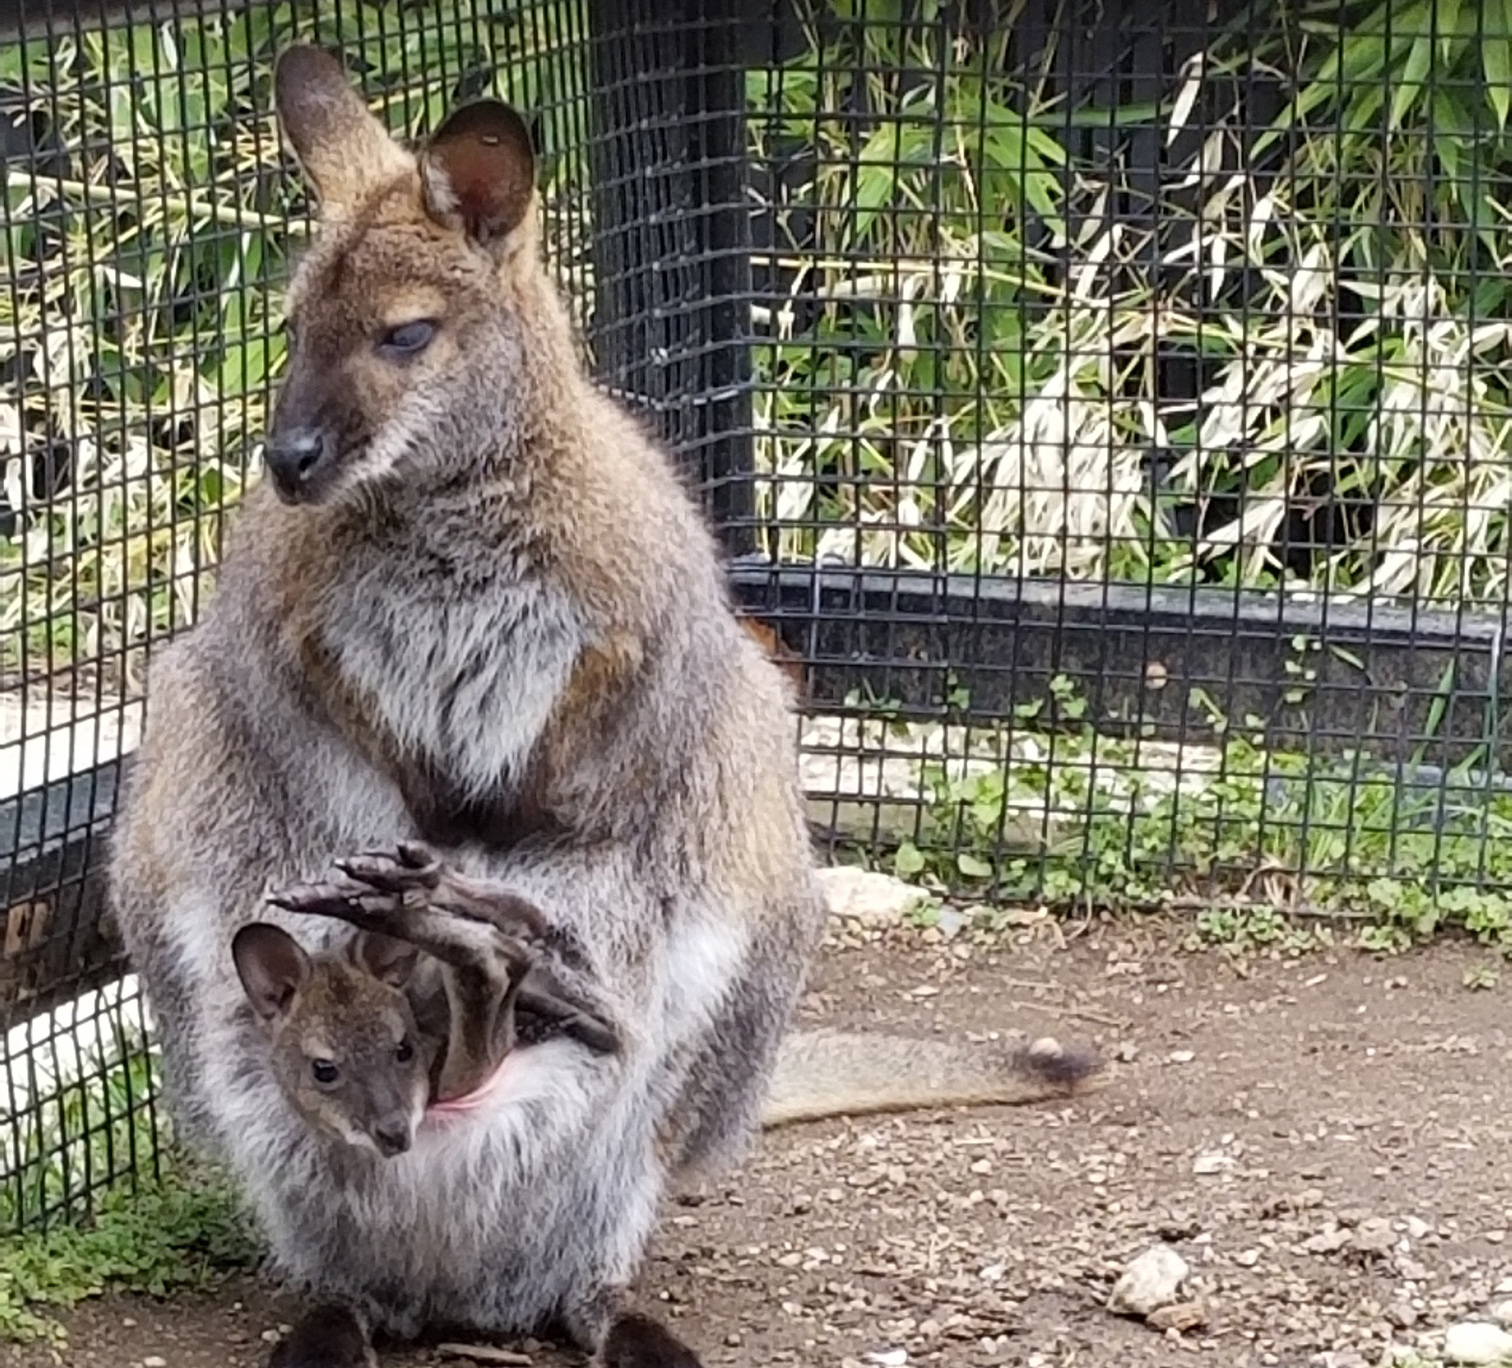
xmin=585 ymin=0 xmax=757 ymax=557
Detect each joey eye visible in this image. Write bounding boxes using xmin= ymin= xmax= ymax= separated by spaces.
xmin=377 ymin=320 xmax=437 ymax=358
xmin=395 ymin=1039 xmax=414 ymax=1064
xmin=311 ymin=1059 xmax=340 ymax=1086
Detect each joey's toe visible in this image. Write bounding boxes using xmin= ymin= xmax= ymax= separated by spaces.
xmin=265 ymin=879 xmax=361 ymax=913
xmin=337 ymin=847 xmax=443 ymax=895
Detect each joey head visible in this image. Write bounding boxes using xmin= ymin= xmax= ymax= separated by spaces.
xmin=232 ymin=922 xmax=431 ymax=1158
xmin=267 ymin=841 xmax=621 ymax=1110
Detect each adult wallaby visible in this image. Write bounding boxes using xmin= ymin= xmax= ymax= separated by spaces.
xmin=108 ymin=45 xmax=1104 ymax=1368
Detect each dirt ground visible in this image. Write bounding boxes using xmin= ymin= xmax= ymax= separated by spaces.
xmin=8 ymin=912 xmax=1512 ymax=1368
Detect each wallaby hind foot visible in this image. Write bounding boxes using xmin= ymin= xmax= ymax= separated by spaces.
xmin=267 ymin=1304 xmax=376 ymax=1368
xmin=599 ymin=1313 xmax=705 ymax=1367
xmin=269 ymin=844 xmax=618 ymax=1052
xmin=561 ymin=1283 xmax=706 ymax=1368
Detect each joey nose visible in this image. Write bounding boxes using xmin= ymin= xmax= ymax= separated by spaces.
xmin=263 ymin=427 xmax=330 ymax=502
xmin=372 ymin=1116 xmax=412 ymax=1157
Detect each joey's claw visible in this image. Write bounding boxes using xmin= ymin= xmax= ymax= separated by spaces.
xmin=394 ymin=839 xmax=440 ymax=869
xmin=334 ymin=857 xmax=436 ymax=898
xmin=265 ymin=879 xmax=366 ymax=914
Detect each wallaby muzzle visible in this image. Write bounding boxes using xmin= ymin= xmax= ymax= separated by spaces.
xmin=362 ymin=1085 xmax=419 ymax=1158
xmin=263 ymin=425 xmax=335 ymax=504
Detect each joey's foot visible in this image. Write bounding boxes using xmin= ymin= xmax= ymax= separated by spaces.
xmin=334 ymin=839 xmax=444 ymax=896
xmin=265 ymin=843 xmax=445 ymax=924
xmin=267 ymin=1304 xmax=376 ymax=1368
xmin=329 ymin=843 xmax=551 ymax=943
xmin=598 ymin=1313 xmax=705 ymax=1368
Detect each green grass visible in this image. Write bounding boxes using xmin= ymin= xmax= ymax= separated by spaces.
xmin=832 ymin=673 xmax=1512 ymax=954
xmin=0 ymin=1170 xmax=259 ymax=1344
xmin=1 ymin=996 xmax=259 ymax=1342
xmin=2 ymin=987 xmax=162 ymax=1231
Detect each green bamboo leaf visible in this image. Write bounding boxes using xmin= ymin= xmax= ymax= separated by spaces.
xmin=1390 ymin=29 xmax=1433 ymax=129
xmin=1486 ymin=0 xmax=1512 ymax=130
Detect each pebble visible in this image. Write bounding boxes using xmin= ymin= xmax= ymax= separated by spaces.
xmin=816 ymin=867 xmax=928 ymax=927
xmin=1108 ymin=1244 xmax=1189 ymax=1317
xmin=1147 ymin=1301 xmax=1206 ymax=1333
xmin=1444 ymin=1320 xmax=1512 ymax=1364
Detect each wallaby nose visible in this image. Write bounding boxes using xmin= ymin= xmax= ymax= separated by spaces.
xmin=372 ymin=1115 xmax=413 ymax=1157
xmin=262 ymin=427 xmax=330 ymax=500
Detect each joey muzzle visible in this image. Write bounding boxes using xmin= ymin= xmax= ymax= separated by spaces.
xmin=263 ymin=425 xmax=336 ymax=504
xmin=370 ymin=1111 xmax=414 ymax=1157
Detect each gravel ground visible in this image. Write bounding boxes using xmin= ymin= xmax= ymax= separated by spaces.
xmin=7 ymin=911 xmax=1512 ymax=1368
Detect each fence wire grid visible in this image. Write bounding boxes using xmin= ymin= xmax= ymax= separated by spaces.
xmin=3 ymin=0 xmax=1512 ymax=1232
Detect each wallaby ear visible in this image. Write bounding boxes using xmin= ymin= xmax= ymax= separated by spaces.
xmin=419 ymin=99 xmax=536 ymax=246
xmin=232 ymin=923 xmax=312 ymax=1022
xmin=350 ymin=930 xmax=420 ymax=989
xmin=273 ymin=44 xmax=412 ymax=211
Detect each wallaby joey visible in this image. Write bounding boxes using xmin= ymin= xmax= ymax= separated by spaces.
xmin=107 ymin=43 xmax=1107 ymax=1368
xmin=232 ymin=922 xmax=432 ymax=1157
xmin=269 ymin=844 xmax=1101 ymax=1136
xmin=266 ymin=841 xmax=620 ymax=1108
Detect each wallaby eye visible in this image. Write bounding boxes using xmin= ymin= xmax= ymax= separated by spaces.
xmin=395 ymin=1039 xmax=414 ymax=1064
xmin=311 ymin=1059 xmax=340 ymax=1086
xmin=377 ymin=320 xmax=437 ymax=358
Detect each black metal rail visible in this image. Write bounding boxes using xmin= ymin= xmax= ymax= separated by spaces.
xmin=4 ymin=562 xmax=1504 ymax=1030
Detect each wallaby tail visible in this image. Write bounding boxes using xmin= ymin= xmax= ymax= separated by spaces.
xmin=761 ymin=1027 xmax=1107 ymax=1129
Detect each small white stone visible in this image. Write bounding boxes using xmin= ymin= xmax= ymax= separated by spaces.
xmin=1443 ymin=1320 xmax=1512 ymax=1364
xmin=864 ymin=1352 xmax=909 ymax=1368
xmin=1107 ymin=1244 xmax=1189 ymax=1317
xmin=817 ymin=866 xmax=929 ymax=927
xmin=1193 ymin=1152 xmax=1236 ymax=1175
xmin=1493 ymin=1302 xmax=1512 ymax=1328
xmin=143 ymin=1359 xmax=167 ymax=1368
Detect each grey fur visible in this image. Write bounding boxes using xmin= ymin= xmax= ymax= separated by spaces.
xmin=109 ymin=48 xmax=1103 ymax=1365
xmin=108 ymin=44 xmax=825 ymax=1362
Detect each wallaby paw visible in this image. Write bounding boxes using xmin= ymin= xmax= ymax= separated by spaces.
xmin=267 ymin=1304 xmax=376 ymax=1368
xmin=266 ymin=878 xmax=403 ymax=925
xmin=336 ymin=841 xmax=444 ymax=896
xmin=598 ymin=1312 xmax=705 ymax=1367
xmin=1013 ymin=1035 xmax=1108 ymax=1093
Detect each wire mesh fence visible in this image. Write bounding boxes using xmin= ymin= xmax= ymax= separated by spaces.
xmin=2 ymin=0 xmax=1511 ymax=1232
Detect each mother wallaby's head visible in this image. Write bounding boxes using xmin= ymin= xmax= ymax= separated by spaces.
xmin=263 ymin=46 xmax=579 ymax=510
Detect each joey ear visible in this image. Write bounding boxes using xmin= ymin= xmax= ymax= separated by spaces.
xmin=351 ymin=930 xmax=420 ymax=989
xmin=419 ymin=99 xmax=536 ymax=246
xmin=232 ymin=923 xmax=312 ymax=1022
xmin=273 ymin=44 xmax=412 ymax=211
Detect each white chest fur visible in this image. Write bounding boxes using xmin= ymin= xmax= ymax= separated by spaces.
xmin=324 ymin=558 xmax=585 ymax=801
